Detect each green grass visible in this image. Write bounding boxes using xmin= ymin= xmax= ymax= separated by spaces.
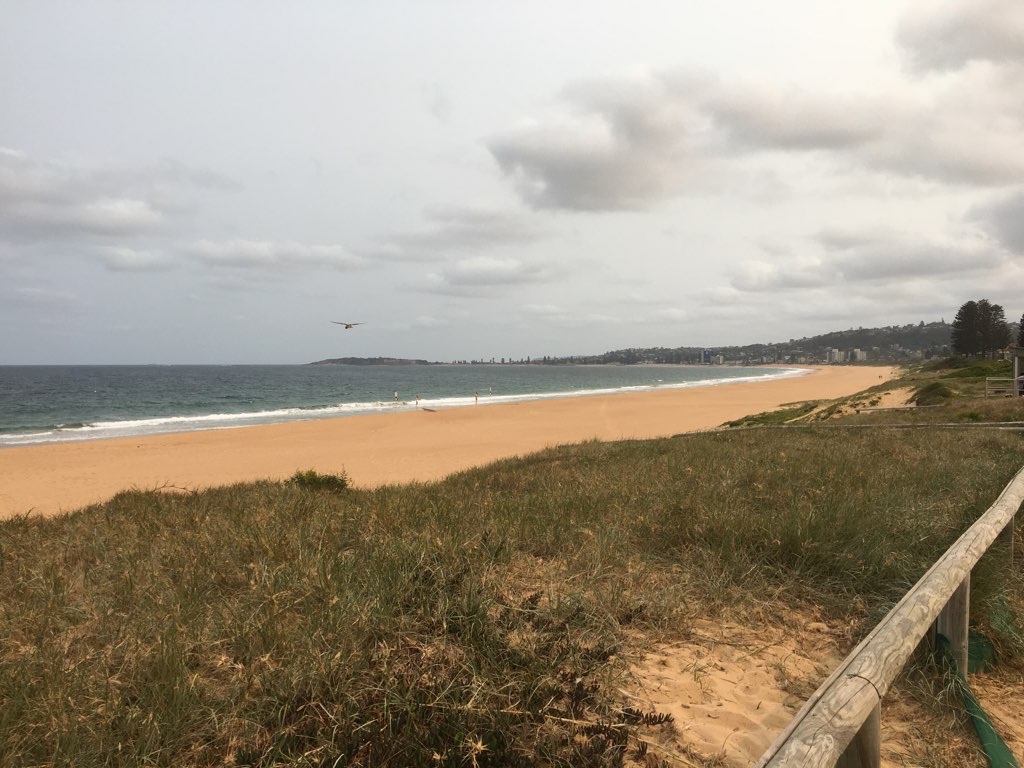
xmin=922 ymin=357 xmax=1013 ymax=379
xmin=835 ymin=361 xmax=1024 ymax=426
xmin=288 ymin=469 xmax=351 ymax=494
xmin=3 ymin=424 xmax=1024 ymax=766
xmin=911 ymin=381 xmax=955 ymax=406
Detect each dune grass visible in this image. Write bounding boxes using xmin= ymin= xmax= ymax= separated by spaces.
xmin=721 ymin=401 xmax=820 ymax=427
xmin=834 ymin=360 xmax=1024 ymax=426
xmin=3 ymin=422 xmax=1024 ymax=766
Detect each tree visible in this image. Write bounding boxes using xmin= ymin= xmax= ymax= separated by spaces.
xmin=977 ymin=299 xmax=1010 ymax=355
xmin=952 ymin=299 xmax=1010 ymax=357
xmin=951 ymin=300 xmax=980 ymax=356
xmin=1018 ymin=313 xmax=1024 ymax=347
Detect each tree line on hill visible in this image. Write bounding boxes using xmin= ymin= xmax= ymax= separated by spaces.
xmin=951 ymin=299 xmax=1024 ymax=357
xmin=535 ymin=321 xmax=954 ymax=365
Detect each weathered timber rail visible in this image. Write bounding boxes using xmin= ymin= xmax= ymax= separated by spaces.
xmin=755 ymin=464 xmax=1024 ymax=768
xmin=987 ymin=377 xmax=1015 ymax=397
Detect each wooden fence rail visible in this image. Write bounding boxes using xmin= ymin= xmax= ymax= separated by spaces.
xmin=755 ymin=464 xmax=1024 ymax=768
xmin=986 ymin=377 xmax=1015 ymax=397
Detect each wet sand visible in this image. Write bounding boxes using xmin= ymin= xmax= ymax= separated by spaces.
xmin=0 ymin=365 xmax=895 ymax=518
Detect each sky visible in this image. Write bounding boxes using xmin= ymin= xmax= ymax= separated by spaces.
xmin=2 ymin=0 xmax=1023 ymax=364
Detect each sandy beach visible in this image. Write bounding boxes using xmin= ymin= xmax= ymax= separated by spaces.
xmin=0 ymin=365 xmax=894 ymax=519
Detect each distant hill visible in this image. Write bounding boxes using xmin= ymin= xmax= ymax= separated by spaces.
xmin=778 ymin=322 xmax=953 ymax=355
xmin=538 ymin=321 xmax=954 ymax=365
xmin=308 ymin=321 xmax=968 ymax=368
xmin=309 ymin=357 xmax=434 ymax=366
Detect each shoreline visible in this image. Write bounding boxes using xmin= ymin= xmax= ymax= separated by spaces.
xmin=0 ymin=364 xmax=806 ymax=449
xmin=0 ymin=365 xmax=896 ymax=519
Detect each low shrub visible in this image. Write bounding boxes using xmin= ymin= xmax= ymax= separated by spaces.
xmin=912 ymin=381 xmax=954 ymax=406
xmin=288 ymin=468 xmax=349 ymax=493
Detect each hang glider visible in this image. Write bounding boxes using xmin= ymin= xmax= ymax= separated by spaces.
xmin=331 ymin=322 xmax=365 ymax=329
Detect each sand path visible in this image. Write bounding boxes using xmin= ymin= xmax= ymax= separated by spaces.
xmin=0 ymin=365 xmax=894 ymax=518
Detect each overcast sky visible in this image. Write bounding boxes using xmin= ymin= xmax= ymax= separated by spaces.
xmin=2 ymin=1 xmax=1023 ymax=364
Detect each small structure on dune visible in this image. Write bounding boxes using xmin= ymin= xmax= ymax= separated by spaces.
xmin=1012 ymin=346 xmax=1024 ymax=395
xmin=986 ymin=346 xmax=1024 ymax=397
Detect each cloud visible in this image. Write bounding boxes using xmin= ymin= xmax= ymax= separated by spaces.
xmin=702 ymin=75 xmax=1024 ymax=186
xmin=490 ymin=54 xmax=1024 ymax=207
xmin=191 ymin=239 xmax=364 ymax=270
xmin=368 ymin=206 xmax=547 ymax=261
xmin=729 ymin=230 xmax=1006 ymax=294
xmin=410 ymin=314 xmax=449 ymax=328
xmin=1 ymin=285 xmax=81 ymax=308
xmin=0 ymin=148 xmax=234 ymax=242
xmin=971 ymin=188 xmax=1024 ymax=254
xmin=422 ymin=256 xmax=555 ymax=296
xmin=74 ymin=198 xmax=163 ymax=235
xmin=488 ymin=77 xmax=693 ymax=211
xmin=730 ymin=257 xmax=831 ymax=292
xmin=832 ymin=240 xmax=1002 ymax=282
xmin=652 ymin=307 xmax=690 ymax=322
xmin=703 ymin=82 xmax=887 ymax=151
xmin=148 ymin=158 xmax=241 ymax=192
xmin=100 ymin=247 xmax=175 ymax=272
xmin=424 ymin=83 xmax=453 ymax=122
xmin=389 ymin=314 xmax=451 ymax=331
xmin=2 ymin=197 xmax=163 ymax=239
xmin=439 ymin=256 xmax=545 ymax=286
xmin=521 ymin=303 xmax=566 ymax=317
xmin=897 ymin=0 xmax=1024 ymax=72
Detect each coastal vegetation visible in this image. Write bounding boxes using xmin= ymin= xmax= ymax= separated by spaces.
xmin=3 ymin=373 xmax=1024 ymax=766
xmin=951 ymin=299 xmax=1012 ymax=358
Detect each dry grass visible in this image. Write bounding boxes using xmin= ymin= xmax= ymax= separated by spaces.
xmin=2 ymin=400 xmax=1024 ymax=765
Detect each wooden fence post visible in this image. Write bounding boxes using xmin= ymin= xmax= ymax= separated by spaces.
xmin=934 ymin=575 xmax=970 ymax=673
xmin=836 ymin=703 xmax=881 ymax=768
xmin=757 ymin=465 xmax=1024 ymax=768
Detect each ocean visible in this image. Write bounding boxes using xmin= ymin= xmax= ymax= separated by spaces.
xmin=0 ymin=364 xmax=806 ymax=447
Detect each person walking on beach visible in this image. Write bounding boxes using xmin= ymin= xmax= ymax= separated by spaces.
xmin=415 ymin=394 xmax=420 ymax=408
xmin=474 ymin=391 xmax=479 ymax=404
xmin=393 ymin=390 xmax=398 ymax=402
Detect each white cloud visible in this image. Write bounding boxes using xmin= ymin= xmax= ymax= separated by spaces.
xmin=652 ymin=307 xmax=691 ymax=322
xmin=729 ymin=229 xmax=1007 ymax=295
xmin=74 ymin=198 xmax=162 ymax=235
xmin=421 ymin=256 xmax=558 ymax=297
xmin=521 ymin=303 xmax=566 ymax=317
xmin=491 ymin=54 xmax=1024 ymax=212
xmin=897 ymin=0 xmax=1024 ymax=72
xmin=5 ymin=285 xmax=79 ymax=306
xmin=368 ymin=206 xmax=547 ymax=261
xmin=100 ymin=247 xmax=174 ymax=272
xmin=0 ymin=148 xmax=238 ymax=242
xmin=191 ymin=239 xmax=364 ymax=270
xmin=411 ymin=314 xmax=448 ymax=328
xmin=440 ymin=256 xmax=544 ymax=286
xmin=704 ymin=81 xmax=888 ymax=150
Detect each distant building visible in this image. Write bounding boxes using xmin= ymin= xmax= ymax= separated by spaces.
xmin=825 ymin=347 xmax=846 ymax=363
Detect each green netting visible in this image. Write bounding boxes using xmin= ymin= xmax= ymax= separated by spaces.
xmin=936 ymin=633 xmax=1019 ymax=768
xmin=967 ymin=630 xmax=997 ymax=674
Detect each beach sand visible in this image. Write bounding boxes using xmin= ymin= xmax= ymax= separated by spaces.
xmin=0 ymin=365 xmax=895 ymax=519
